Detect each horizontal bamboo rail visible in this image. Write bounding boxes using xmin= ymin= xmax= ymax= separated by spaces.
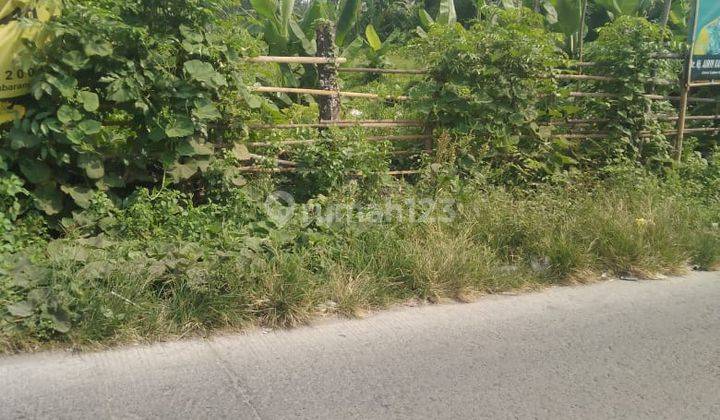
xmin=330 ymin=67 xmax=671 ymax=85
xmin=338 ymin=67 xmax=428 ymax=75
xmin=567 ymin=54 xmax=682 ymax=68
xmin=567 ymin=62 xmax=598 ymax=67
xmin=247 ymin=134 xmax=431 ymax=148
xmin=246 ymin=153 xmax=298 ymax=167
xmin=319 ymin=119 xmax=421 ymax=125
xmin=554 ymin=133 xmax=608 ymax=139
xmin=689 ymin=80 xmax=720 ymax=87
xmin=237 ymin=166 xmax=296 ymax=173
xmin=248 ymin=139 xmax=314 ymax=147
xmin=238 ymin=166 xmax=421 ymax=176
xmin=569 ymin=91 xmax=719 ymax=103
xmin=569 ymin=92 xmax=616 ymax=98
xmin=387 ymin=170 xmax=422 ymax=175
xmin=391 ymin=150 xmax=426 ymax=157
xmin=247 ymin=56 xmax=347 ymax=64
xmin=677 ymin=115 xmax=720 ymax=121
xmin=551 ymin=115 xmax=720 ymax=126
xmin=367 ymin=135 xmax=431 ymax=142
xmin=551 ymin=118 xmax=609 ymax=125
xmin=249 ymin=120 xmax=423 ymax=130
xmin=554 ymin=127 xmax=720 ymax=139
xmin=660 ymin=127 xmax=720 ymax=135
xmin=555 ymin=74 xmax=617 ymax=82
xmin=250 ymin=86 xmax=409 ymax=101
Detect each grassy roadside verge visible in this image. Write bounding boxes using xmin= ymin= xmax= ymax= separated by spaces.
xmin=2 ymin=172 xmax=720 ymax=353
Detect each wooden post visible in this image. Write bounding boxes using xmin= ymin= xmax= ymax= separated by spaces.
xmin=315 ymin=20 xmax=341 ymax=122
xmin=423 ymin=125 xmax=434 ymax=154
xmin=578 ymin=0 xmax=587 ymax=63
xmin=676 ymin=3 xmax=700 ymax=163
xmin=676 ymin=76 xmax=690 ymax=163
xmin=660 ymin=0 xmax=673 ymax=28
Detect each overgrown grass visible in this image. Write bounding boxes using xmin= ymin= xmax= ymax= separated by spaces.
xmin=2 ymin=174 xmax=719 ymax=353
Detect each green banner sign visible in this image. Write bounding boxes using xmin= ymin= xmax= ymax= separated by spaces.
xmin=691 ymin=0 xmax=720 ymax=81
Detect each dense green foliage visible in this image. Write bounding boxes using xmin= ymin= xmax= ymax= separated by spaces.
xmin=2 ymin=1 xmax=720 ymax=352
xmin=581 ymin=16 xmax=680 ymax=168
xmin=410 ymin=7 xmax=567 ymax=183
xmin=410 ymin=10 xmax=686 ymax=183
xmin=3 ymin=169 xmax=719 ymax=352
xmin=0 ymin=0 xmax=266 ymax=226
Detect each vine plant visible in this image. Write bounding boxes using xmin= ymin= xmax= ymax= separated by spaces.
xmin=0 ymin=0 xmax=266 ymax=222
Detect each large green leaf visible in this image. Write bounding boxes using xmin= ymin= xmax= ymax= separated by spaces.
xmin=57 ymin=105 xmax=82 ymax=124
xmin=33 ymin=184 xmax=64 ymax=215
xmin=46 ymin=74 xmax=77 ymax=98
xmin=594 ymin=0 xmax=650 ymax=16
xmin=177 ymin=138 xmax=214 ymax=157
xmin=183 ymin=60 xmax=227 ymax=89
xmin=419 ymin=9 xmax=435 ymax=30
xmin=365 ymin=24 xmax=382 ymax=51
xmin=77 ymin=91 xmax=99 ymax=112
xmin=7 ymin=301 xmax=35 ymax=318
xmin=9 ymin=128 xmax=40 ymax=150
xmin=77 ymin=154 xmax=105 ymax=179
xmin=336 ymin=0 xmax=360 ymax=46
xmin=168 ymin=160 xmax=199 ymax=182
xmin=192 ymin=98 xmax=221 ymax=121
xmin=19 ymin=159 xmax=51 ymax=184
xmin=551 ymin=0 xmax=582 ymax=36
xmin=250 ymin=0 xmax=277 ymax=20
xmin=61 ymin=185 xmax=93 ymax=209
xmin=83 ymin=38 xmax=113 ymax=57
xmin=290 ymin=19 xmax=316 ymax=55
xmin=78 ymin=120 xmax=102 ymax=135
xmin=437 ymin=0 xmax=457 ymax=25
xmin=280 ymin=0 xmax=296 ymax=37
xmin=300 ymin=0 xmax=328 ymax=37
xmin=165 ymin=117 xmax=196 ymax=138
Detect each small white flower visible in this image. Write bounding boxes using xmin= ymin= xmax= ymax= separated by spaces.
xmin=349 ymin=109 xmax=363 ymax=117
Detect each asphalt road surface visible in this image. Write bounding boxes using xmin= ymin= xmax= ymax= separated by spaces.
xmin=2 ymin=272 xmax=719 ymax=419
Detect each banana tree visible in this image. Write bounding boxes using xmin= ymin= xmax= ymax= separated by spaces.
xmin=342 ymin=24 xmax=400 ymax=81
xmin=594 ymin=0 xmax=656 ymax=16
xmin=418 ymin=0 xmax=457 ymax=33
xmin=248 ymin=0 xmax=361 ymax=97
xmin=549 ymin=0 xmax=584 ymax=56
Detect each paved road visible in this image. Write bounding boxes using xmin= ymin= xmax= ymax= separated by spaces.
xmin=2 ymin=272 xmax=719 ymax=419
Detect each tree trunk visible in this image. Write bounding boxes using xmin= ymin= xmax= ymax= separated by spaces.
xmin=315 ymin=21 xmax=341 ymax=122
xmin=660 ymin=0 xmax=673 ymax=28
xmin=578 ymin=0 xmax=587 ymax=62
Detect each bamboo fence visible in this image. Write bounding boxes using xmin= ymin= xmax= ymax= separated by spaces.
xmin=242 ymin=48 xmax=719 ymax=173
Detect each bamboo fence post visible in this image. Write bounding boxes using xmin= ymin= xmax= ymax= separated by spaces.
xmin=578 ymin=0 xmax=587 ymax=64
xmin=423 ymin=125 xmax=434 ymax=154
xmin=676 ymin=5 xmax=700 ymax=163
xmin=316 ymin=21 xmax=341 ymax=122
xmin=660 ymin=0 xmax=673 ymax=28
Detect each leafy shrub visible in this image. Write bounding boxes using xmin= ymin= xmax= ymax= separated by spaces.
xmin=3 ymin=169 xmax=720 ymax=351
xmin=0 ymin=0 xmax=266 ymax=224
xmin=291 ymin=130 xmax=391 ymax=198
xmin=582 ymin=16 xmax=680 ymax=169
xmin=0 ymin=174 xmax=47 ymax=253
xmin=409 ymin=6 xmax=568 ymax=184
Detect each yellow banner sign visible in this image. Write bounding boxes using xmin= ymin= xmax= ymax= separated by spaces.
xmin=0 ymin=0 xmax=60 ymax=123
xmin=0 ymin=20 xmax=34 ymax=99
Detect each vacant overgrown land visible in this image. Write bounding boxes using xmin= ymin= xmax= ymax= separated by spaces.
xmin=2 ymin=2 xmax=719 ymax=352
xmin=3 ymin=173 xmax=719 ymax=353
